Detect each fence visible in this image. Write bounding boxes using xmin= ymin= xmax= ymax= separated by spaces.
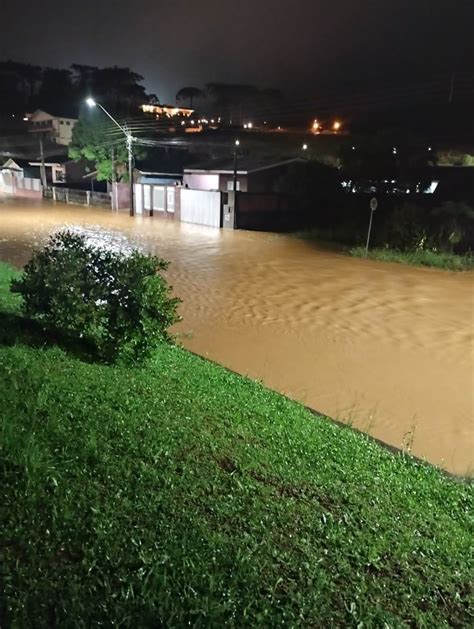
xmin=235 ymin=192 xmax=302 ymax=231
xmin=45 ymin=186 xmax=111 ymax=209
xmin=132 ymin=183 xmax=180 ymax=220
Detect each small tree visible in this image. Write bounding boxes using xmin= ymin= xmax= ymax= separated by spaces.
xmin=69 ymin=113 xmax=129 ymax=182
xmin=11 ymin=231 xmax=181 ymax=363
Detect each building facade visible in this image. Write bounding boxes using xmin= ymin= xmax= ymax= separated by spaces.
xmin=27 ymin=110 xmax=77 ymax=145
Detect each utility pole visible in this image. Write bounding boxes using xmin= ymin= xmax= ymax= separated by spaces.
xmin=111 ymin=146 xmax=116 ymax=211
xmin=86 ymin=98 xmax=135 ymax=217
xmin=233 ymin=140 xmax=239 ymax=195
xmin=127 ymin=133 xmax=135 ymax=217
xmin=39 ymin=133 xmax=47 ymax=190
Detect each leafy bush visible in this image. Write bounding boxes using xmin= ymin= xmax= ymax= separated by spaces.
xmin=11 ymin=231 xmax=180 ymax=362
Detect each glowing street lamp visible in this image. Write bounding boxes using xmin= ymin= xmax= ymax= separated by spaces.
xmin=233 ymin=140 xmax=240 ymax=196
xmin=333 ymin=120 xmax=341 ymax=132
xmin=86 ymin=97 xmax=135 ymax=217
xmin=312 ymin=119 xmax=320 ymax=132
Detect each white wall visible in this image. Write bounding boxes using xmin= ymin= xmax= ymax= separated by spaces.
xmin=183 ymin=173 xmax=220 ymax=191
xmin=56 ymin=118 xmax=76 ymax=145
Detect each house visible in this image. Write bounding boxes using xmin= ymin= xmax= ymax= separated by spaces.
xmin=0 ymin=158 xmax=42 ymax=196
xmin=28 ymin=154 xmax=69 ymax=184
xmin=1 ymin=157 xmax=40 ymax=179
xmin=27 ymin=109 xmax=78 ymax=145
xmin=141 ymin=103 xmax=194 ymax=118
xmin=183 ymin=157 xmax=305 ymax=193
xmin=135 ymin=150 xmax=185 ymax=186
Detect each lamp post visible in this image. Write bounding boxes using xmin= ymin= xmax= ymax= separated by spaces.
xmin=365 ymin=197 xmax=378 ymax=255
xmin=86 ymin=98 xmax=135 ymax=217
xmin=233 ymin=139 xmax=240 ymax=195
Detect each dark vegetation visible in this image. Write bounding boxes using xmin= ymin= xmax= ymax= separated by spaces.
xmin=0 ymin=244 xmax=473 ymax=626
xmin=10 ymin=231 xmax=180 ymax=363
xmin=0 ymin=61 xmax=151 ymax=116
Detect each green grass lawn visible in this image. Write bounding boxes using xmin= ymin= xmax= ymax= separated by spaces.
xmin=350 ymin=246 xmax=474 ymax=271
xmin=0 ymin=262 xmax=473 ymax=627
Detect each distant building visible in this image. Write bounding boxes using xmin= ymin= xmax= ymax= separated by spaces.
xmin=28 ymin=154 xmax=69 ymax=184
xmin=141 ymin=103 xmax=194 ymax=118
xmin=183 ymin=157 xmax=305 ymax=193
xmin=26 ymin=109 xmax=78 ymax=145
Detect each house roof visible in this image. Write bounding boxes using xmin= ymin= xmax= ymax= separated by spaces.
xmin=30 ymin=108 xmax=78 ymax=121
xmin=2 ymin=158 xmax=31 ymax=170
xmin=29 ymin=154 xmax=71 ymax=166
xmin=135 ymin=148 xmax=188 ymax=175
xmin=184 ymin=157 xmax=305 ymax=175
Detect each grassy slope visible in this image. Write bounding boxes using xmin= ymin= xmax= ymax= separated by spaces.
xmin=350 ymin=246 xmax=474 ymax=271
xmin=0 ymin=262 xmax=472 ymax=627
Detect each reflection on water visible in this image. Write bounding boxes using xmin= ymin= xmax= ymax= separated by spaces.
xmin=1 ymin=197 xmax=473 ymax=474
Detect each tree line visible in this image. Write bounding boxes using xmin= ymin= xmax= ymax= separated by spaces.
xmin=0 ymin=61 xmax=153 ymax=116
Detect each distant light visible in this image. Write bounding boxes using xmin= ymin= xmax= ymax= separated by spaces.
xmin=23 ymin=117 xmax=29 ymax=121
xmin=191 ymin=120 xmax=195 ymax=124
xmin=86 ymin=97 xmax=96 ymax=107
xmin=211 ymin=119 xmax=215 ymax=123
xmin=352 ymin=146 xmax=356 ymax=150
xmin=302 ymin=144 xmax=308 ymax=150
xmin=264 ymin=121 xmax=267 ymax=125
xmin=243 ymin=123 xmax=248 ymax=129
xmin=392 ymin=147 xmax=397 ymax=154
xmin=428 ymin=146 xmax=432 ymax=151
xmin=333 ymin=121 xmax=341 ymax=131
xmin=248 ymin=122 xmax=253 ymax=129
xmin=277 ymin=126 xmax=281 ymax=130
xmin=312 ymin=119 xmax=319 ymax=129
xmin=235 ymin=139 xmax=240 ymax=146
xmin=181 ymin=121 xmax=185 ymax=126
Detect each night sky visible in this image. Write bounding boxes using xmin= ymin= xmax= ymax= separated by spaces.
xmin=2 ymin=0 xmax=472 ymax=105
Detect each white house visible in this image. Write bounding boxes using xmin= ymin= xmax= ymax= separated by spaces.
xmin=27 ymin=109 xmax=78 ymax=145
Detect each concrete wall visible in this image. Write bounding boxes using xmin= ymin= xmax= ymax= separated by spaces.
xmin=0 ymin=170 xmax=42 ymax=198
xmin=218 ymin=173 xmax=247 ymax=192
xmin=183 ymin=173 xmax=219 ymax=190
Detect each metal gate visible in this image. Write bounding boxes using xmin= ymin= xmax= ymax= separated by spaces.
xmin=180 ymin=189 xmax=222 ymax=227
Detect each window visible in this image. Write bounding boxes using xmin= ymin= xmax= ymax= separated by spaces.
xmin=60 ymin=120 xmax=64 ymax=125
xmin=227 ymin=180 xmax=241 ymax=191
xmin=66 ymin=121 xmax=71 ymax=126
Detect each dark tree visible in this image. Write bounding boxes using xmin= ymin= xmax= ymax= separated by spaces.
xmin=176 ymin=87 xmax=204 ymax=109
xmin=0 ymin=60 xmax=41 ymax=113
xmin=37 ymin=67 xmax=75 ymax=114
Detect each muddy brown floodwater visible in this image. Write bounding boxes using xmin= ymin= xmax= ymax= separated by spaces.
xmin=1 ymin=197 xmax=473 ymax=474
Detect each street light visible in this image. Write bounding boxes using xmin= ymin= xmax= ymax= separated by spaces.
xmin=233 ymin=140 xmax=240 ymax=194
xmin=333 ymin=120 xmax=341 ymax=132
xmin=86 ymin=97 xmax=135 ymax=217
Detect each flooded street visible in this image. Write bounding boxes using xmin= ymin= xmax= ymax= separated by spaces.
xmin=1 ymin=197 xmax=473 ymax=474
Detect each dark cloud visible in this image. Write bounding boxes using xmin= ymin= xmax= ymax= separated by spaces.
xmin=1 ymin=0 xmax=472 ymax=103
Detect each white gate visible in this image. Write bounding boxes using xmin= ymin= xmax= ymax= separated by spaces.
xmin=0 ymin=171 xmax=14 ymax=194
xmin=180 ymin=189 xmax=222 ymax=227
